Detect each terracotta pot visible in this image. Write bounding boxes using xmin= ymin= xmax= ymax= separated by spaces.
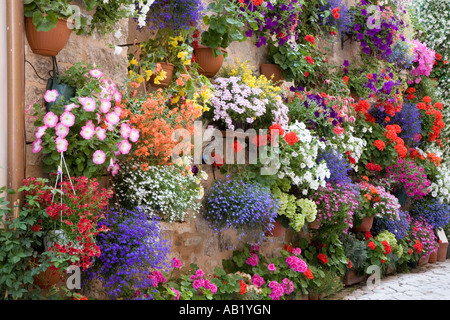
xmin=437 ymin=242 xmax=449 ymax=262
xmin=194 ymin=45 xmax=227 ymax=78
xmin=25 ymin=17 xmax=72 ymax=57
xmin=418 ymin=254 xmax=430 ymax=266
xmin=265 ymin=220 xmax=285 ymax=237
xmin=30 ymin=256 xmax=62 ymax=289
xmin=350 ymin=91 xmax=360 ymax=102
xmin=308 ymin=294 xmax=319 ymax=300
xmin=429 ymin=250 xmax=438 ymax=263
xmin=149 ymin=62 xmax=175 ymax=89
xmin=308 ymin=221 xmax=321 ymax=230
xmin=260 ymin=64 xmax=284 ymax=86
xmin=352 ymin=216 xmax=374 ymax=232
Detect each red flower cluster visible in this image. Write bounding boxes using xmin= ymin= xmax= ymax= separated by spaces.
xmin=332 ymin=7 xmax=340 ymax=19
xmin=385 ymin=124 xmax=407 ymax=158
xmin=305 ymin=56 xmax=314 ymax=65
xmin=405 ymin=87 xmax=416 ymax=101
xmin=304 ymin=35 xmax=315 ymax=44
xmin=413 ymin=240 xmax=423 ymax=253
xmin=368 ymin=241 xmax=376 ymax=250
xmin=366 ymin=162 xmax=382 ymax=172
xmin=317 ymin=253 xmax=328 ymax=264
xmin=239 ymin=280 xmax=247 ymax=295
xmin=284 ymin=131 xmax=299 ymax=146
xmin=382 ymin=240 xmax=392 ymax=254
xmin=303 ymin=268 xmax=314 ymax=279
xmin=374 ymin=139 xmax=385 ymax=151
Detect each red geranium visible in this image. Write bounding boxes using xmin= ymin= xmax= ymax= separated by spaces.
xmin=374 ymin=139 xmax=385 ymax=151
xmin=270 ymin=123 xmax=285 ymax=136
xmin=368 ymin=241 xmax=376 ymax=250
xmin=303 ymin=268 xmax=314 ymax=279
xmin=304 ymin=35 xmax=315 ymax=44
xmin=305 ymin=56 xmax=314 ymax=65
xmin=317 ymin=253 xmax=328 ymax=264
xmin=284 ymin=131 xmax=299 ymax=146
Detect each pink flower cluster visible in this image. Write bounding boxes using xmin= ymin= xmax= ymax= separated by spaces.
xmin=190 ymin=269 xmax=218 ymax=295
xmin=385 ymin=159 xmax=431 ymax=200
xmin=148 ymin=270 xmax=167 ymax=287
xmin=268 ymin=279 xmax=294 ymax=300
xmin=251 ymin=274 xmax=265 ymax=288
xmin=246 ymin=253 xmax=260 ymax=267
xmin=408 ymin=39 xmax=435 ymax=83
xmin=285 ymin=256 xmax=308 ymax=273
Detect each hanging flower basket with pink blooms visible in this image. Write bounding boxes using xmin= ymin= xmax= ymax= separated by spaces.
xmin=28 ymin=62 xmax=140 ymax=179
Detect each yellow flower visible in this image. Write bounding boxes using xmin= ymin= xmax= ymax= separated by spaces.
xmin=145 ymin=69 xmax=153 ymax=81
xmin=178 ymin=51 xmax=188 ymax=60
xmin=171 ymin=95 xmax=181 ymax=104
xmin=128 ymin=58 xmax=138 ymax=66
xmin=168 ymin=37 xmax=178 ymax=47
xmin=203 ymin=106 xmax=210 ymax=112
xmin=183 ymin=59 xmax=191 ymax=65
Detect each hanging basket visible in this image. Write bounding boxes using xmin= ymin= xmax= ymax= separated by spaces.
xmin=25 ymin=17 xmax=72 ymax=57
xmin=194 ymin=45 xmax=227 ymax=78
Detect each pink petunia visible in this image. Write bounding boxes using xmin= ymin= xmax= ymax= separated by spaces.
xmin=129 ymin=128 xmax=140 ymax=143
xmin=81 ymin=97 xmax=96 ymax=112
xmin=118 ymin=140 xmax=132 ymax=155
xmin=65 ymin=103 xmax=78 ymax=112
xmin=44 ymin=90 xmax=59 ymax=103
xmin=55 ymin=123 xmax=70 ymax=138
xmin=32 ymin=139 xmax=42 ymax=153
xmin=35 ymin=126 xmax=47 ymax=139
xmin=120 ymin=123 xmax=131 ymax=139
xmin=92 ymin=150 xmax=106 ymax=165
xmin=95 ymin=127 xmax=107 ymax=140
xmin=89 ymin=69 xmax=103 ymax=78
xmin=55 ymin=137 xmax=68 ymax=153
xmin=43 ymin=112 xmax=58 ymax=128
xmin=99 ymin=99 xmax=112 ymax=113
xmin=80 ymin=125 xmax=95 ymax=140
xmin=105 ymin=112 xmax=120 ymax=126
xmin=60 ymin=112 xmax=75 ymax=127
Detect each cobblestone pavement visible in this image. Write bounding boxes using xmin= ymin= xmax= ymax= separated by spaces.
xmin=333 ymin=260 xmax=450 ymax=300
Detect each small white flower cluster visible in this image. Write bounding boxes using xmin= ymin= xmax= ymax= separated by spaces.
xmin=276 ymin=121 xmax=330 ymax=193
xmin=123 ymin=0 xmax=155 ymax=28
xmin=328 ymin=125 xmax=367 ymax=172
xmin=113 ymin=157 xmax=207 ymax=223
xmin=430 ymin=163 xmax=450 ymax=203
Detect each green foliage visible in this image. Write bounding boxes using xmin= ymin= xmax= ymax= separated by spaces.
xmin=0 ymin=186 xmax=54 ymax=300
xmin=340 ymin=233 xmax=368 ymax=270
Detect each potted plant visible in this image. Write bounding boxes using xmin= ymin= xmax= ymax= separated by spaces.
xmin=24 ymin=0 xmax=156 ymax=56
xmin=197 ymin=0 xmax=264 ymax=77
xmin=341 ymin=233 xmax=369 ymax=286
xmin=202 ymin=178 xmax=279 ymax=243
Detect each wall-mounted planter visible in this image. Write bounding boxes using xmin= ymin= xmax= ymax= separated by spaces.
xmin=25 ymin=18 xmax=72 ymax=57
xmin=260 ymin=63 xmax=284 ymax=86
xmin=194 ymin=45 xmax=227 ymax=78
xmin=148 ymin=62 xmax=175 ymax=89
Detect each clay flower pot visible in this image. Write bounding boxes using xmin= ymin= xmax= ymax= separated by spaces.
xmin=25 ymin=17 xmax=72 ymax=57
xmin=437 ymin=242 xmax=449 ymax=262
xmin=149 ymin=62 xmax=175 ymax=89
xmin=418 ymin=254 xmax=430 ymax=266
xmin=260 ymin=64 xmax=284 ymax=86
xmin=30 ymin=256 xmax=62 ymax=289
xmin=352 ymin=216 xmax=374 ymax=232
xmin=265 ymin=220 xmax=285 ymax=237
xmin=194 ymin=45 xmax=227 ymax=78
xmin=429 ymin=250 xmax=438 ymax=263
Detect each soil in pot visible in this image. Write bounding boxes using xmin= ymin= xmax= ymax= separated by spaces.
xmin=25 ymin=18 xmax=72 ymax=57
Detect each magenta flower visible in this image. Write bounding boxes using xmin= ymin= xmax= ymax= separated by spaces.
xmin=171 ymin=287 xmax=180 ymax=300
xmin=171 ymin=257 xmax=182 ymax=269
xmin=251 ymin=274 xmax=265 ymax=288
xmin=92 ymin=150 xmax=106 ymax=165
xmin=246 ymin=253 xmax=259 ymax=266
xmin=44 ymin=89 xmax=59 ymax=103
xmin=268 ymin=263 xmax=277 ymax=272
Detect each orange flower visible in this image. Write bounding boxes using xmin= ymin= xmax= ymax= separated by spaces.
xmin=374 ymin=139 xmax=385 ymax=151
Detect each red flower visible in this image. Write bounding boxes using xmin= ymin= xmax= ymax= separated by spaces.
xmin=304 ymin=35 xmax=315 ymax=44
xmin=347 ymin=259 xmax=353 ymax=269
xmin=283 ymin=244 xmax=294 ymax=253
xmin=304 ymin=71 xmax=309 ymax=77
xmin=382 ymin=240 xmax=392 ymax=254
xmin=342 ymin=75 xmax=349 ymax=85
xmin=368 ymin=241 xmax=376 ymax=250
xmin=365 ymin=231 xmax=373 ymax=240
xmin=270 ymin=123 xmax=285 ymax=136
xmin=436 ymin=53 xmax=442 ymax=61
xmin=374 ymin=139 xmax=385 ymax=151
xmin=284 ymin=131 xmax=299 ymax=146
xmin=230 ymin=140 xmax=243 ymax=153
xmin=303 ymin=268 xmax=314 ymax=279
xmin=239 ymin=280 xmax=247 ymax=295
xmin=305 ymin=56 xmax=314 ymax=65
xmin=413 ymin=240 xmax=423 ymax=253
xmin=252 ymin=0 xmax=263 ymax=5
xmin=317 ymin=253 xmax=328 ymax=264
xmin=367 ymin=73 xmax=373 ymax=80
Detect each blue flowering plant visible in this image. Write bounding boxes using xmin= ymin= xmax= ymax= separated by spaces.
xmin=316 ymin=148 xmax=352 ymax=185
xmin=411 ymin=198 xmax=450 ymax=230
xmin=202 ymin=178 xmax=279 ymax=243
xmin=318 ymin=0 xmax=352 ymax=35
xmin=386 ymin=40 xmax=416 ymax=71
xmin=86 ymin=208 xmax=172 ymax=300
xmin=372 ymin=209 xmax=410 ymax=240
